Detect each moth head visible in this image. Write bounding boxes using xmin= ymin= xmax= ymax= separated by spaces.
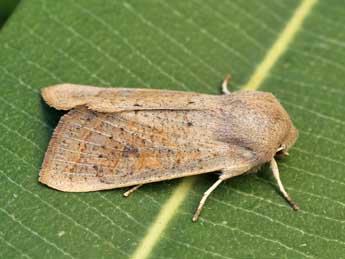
xmin=251 ymin=91 xmax=299 ymax=158
xmin=276 ymin=124 xmax=298 ymax=157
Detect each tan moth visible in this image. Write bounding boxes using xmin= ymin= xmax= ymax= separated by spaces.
xmin=39 ymin=75 xmax=299 ymax=221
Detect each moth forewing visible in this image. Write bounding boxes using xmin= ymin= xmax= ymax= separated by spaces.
xmin=40 ymin=79 xmax=299 ymax=221
xmin=39 ymin=106 xmax=242 ymax=192
xmin=41 ymin=84 xmax=219 ymax=112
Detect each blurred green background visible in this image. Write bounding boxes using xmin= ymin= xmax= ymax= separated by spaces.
xmin=0 ymin=0 xmax=20 ymax=27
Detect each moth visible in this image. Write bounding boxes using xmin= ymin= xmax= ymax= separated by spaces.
xmin=39 ymin=75 xmax=299 ymax=221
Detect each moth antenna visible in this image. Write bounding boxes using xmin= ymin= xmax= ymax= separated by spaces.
xmin=221 ymin=74 xmax=232 ymax=95
xmin=123 ymin=184 xmax=143 ymax=197
xmin=270 ymin=158 xmax=300 ymax=210
xmin=192 ymin=179 xmax=223 ymax=221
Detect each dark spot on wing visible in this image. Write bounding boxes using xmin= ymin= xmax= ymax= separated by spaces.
xmin=122 ymin=144 xmax=139 ymax=158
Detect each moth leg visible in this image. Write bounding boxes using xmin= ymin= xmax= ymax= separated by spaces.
xmin=221 ymin=74 xmax=232 ymax=95
xmin=192 ymin=179 xmax=223 ymax=221
xmin=271 ymin=158 xmax=300 ymax=210
xmin=123 ymin=184 xmax=143 ymax=197
xmin=192 ymin=167 xmax=248 ymax=221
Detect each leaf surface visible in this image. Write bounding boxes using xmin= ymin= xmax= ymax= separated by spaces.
xmin=1 ymin=1 xmax=344 ymax=258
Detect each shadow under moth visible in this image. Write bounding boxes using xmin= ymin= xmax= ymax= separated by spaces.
xmin=39 ymin=76 xmax=299 ymax=221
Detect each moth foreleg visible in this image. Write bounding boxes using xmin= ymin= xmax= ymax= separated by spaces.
xmin=192 ymin=178 xmax=223 ymax=222
xmin=123 ymin=184 xmax=143 ymax=197
xmin=270 ymin=158 xmax=300 ymax=210
xmin=221 ymin=74 xmax=232 ymax=95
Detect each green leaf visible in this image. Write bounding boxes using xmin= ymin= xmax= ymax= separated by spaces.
xmin=1 ymin=0 xmax=344 ymax=258
xmin=0 ymin=0 xmax=20 ymax=27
